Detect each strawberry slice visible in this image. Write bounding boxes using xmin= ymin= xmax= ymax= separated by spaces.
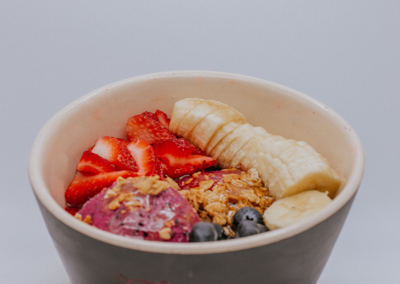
xmin=65 ymin=206 xmax=80 ymax=216
xmin=126 ymin=111 xmax=175 ymax=144
xmin=91 ymin=136 xmax=138 ymax=172
xmin=153 ymin=140 xmax=216 ymax=179
xmin=65 ymin=171 xmax=137 ymax=206
xmin=173 ymin=138 xmax=206 ymax=156
xmin=126 ymin=139 xmax=163 ymax=176
xmin=77 ymin=151 xmax=117 ymax=174
xmin=155 ymin=110 xmax=171 ymax=129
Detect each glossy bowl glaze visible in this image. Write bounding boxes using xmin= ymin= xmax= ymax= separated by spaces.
xmin=29 ymin=71 xmax=364 ymax=284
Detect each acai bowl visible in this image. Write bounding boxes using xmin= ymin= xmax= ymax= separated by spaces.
xmin=29 ymin=71 xmax=364 ymax=284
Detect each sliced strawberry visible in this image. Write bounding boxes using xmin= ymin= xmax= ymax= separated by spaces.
xmin=65 ymin=206 xmax=80 ymax=216
xmin=65 ymin=171 xmax=137 ymax=206
xmin=153 ymin=140 xmax=216 ymax=179
xmin=116 ymin=138 xmax=129 ymax=146
xmin=155 ymin=110 xmax=171 ymax=129
xmin=77 ymin=151 xmax=117 ymax=174
xmin=126 ymin=139 xmax=163 ymax=176
xmin=172 ymin=138 xmax=206 ymax=156
xmin=91 ymin=136 xmax=138 ymax=172
xmin=126 ymin=111 xmax=175 ymax=144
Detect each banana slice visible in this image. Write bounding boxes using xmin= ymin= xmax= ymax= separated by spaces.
xmin=263 ymin=190 xmax=332 ymax=230
xmin=170 ymin=98 xmax=203 ymax=134
xmin=210 ymin=123 xmax=252 ymax=161
xmin=215 ymin=124 xmax=256 ymax=168
xmin=174 ymin=100 xmax=226 ymax=138
xmin=206 ymin=121 xmax=244 ymax=154
xmin=230 ymin=130 xmax=270 ymax=169
xmin=188 ymin=105 xmax=246 ymax=151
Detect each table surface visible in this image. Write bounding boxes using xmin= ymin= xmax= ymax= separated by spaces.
xmin=1 ymin=1 xmax=399 ymax=283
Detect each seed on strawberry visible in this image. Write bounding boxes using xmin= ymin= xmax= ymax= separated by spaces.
xmin=126 ymin=111 xmax=175 ymax=144
xmin=91 ymin=136 xmax=138 ymax=172
xmin=77 ymin=151 xmax=117 ymax=174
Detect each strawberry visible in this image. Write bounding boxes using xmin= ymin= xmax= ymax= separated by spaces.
xmin=155 ymin=110 xmax=171 ymax=129
xmin=65 ymin=206 xmax=80 ymax=216
xmin=76 ymin=151 xmax=117 ymax=174
xmin=65 ymin=171 xmax=137 ymax=206
xmin=126 ymin=111 xmax=175 ymax=144
xmin=126 ymin=139 xmax=163 ymax=176
xmin=91 ymin=136 xmax=138 ymax=172
xmin=152 ymin=140 xmax=216 ymax=179
xmin=172 ymin=138 xmax=206 ymax=156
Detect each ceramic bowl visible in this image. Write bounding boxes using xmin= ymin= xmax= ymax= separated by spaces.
xmin=29 ymin=71 xmax=364 ymax=284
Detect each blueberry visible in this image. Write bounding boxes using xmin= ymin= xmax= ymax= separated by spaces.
xmin=256 ymin=223 xmax=269 ymax=233
xmin=232 ymin=207 xmax=264 ymax=229
xmin=210 ymin=223 xmax=228 ymax=240
xmin=189 ymin=222 xmax=218 ymax=242
xmin=235 ymin=220 xmax=261 ymax=238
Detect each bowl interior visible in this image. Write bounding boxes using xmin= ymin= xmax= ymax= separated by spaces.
xmin=29 ymin=71 xmax=364 ymax=254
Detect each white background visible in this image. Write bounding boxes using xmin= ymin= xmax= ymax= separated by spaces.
xmin=1 ymin=1 xmax=399 ymax=283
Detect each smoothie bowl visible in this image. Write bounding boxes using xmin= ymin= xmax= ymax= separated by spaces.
xmin=29 ymin=71 xmax=364 ymax=284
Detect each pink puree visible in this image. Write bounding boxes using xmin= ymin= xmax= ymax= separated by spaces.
xmin=78 ymin=183 xmax=200 ymax=242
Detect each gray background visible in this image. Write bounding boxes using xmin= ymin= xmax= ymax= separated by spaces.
xmin=1 ymin=0 xmax=399 ymax=283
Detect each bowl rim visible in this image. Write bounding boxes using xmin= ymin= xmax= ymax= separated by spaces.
xmin=29 ymin=70 xmax=365 ymax=255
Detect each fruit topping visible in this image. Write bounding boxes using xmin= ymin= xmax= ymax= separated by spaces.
xmin=76 ymin=151 xmax=117 ymax=174
xmin=170 ymin=98 xmax=341 ymax=200
xmin=172 ymin=138 xmax=206 ymax=156
xmin=152 ymin=140 xmax=216 ymax=178
xmin=77 ymin=176 xmax=200 ymax=242
xmin=235 ymin=220 xmax=268 ymax=238
xmin=126 ymin=111 xmax=175 ymax=144
xmin=263 ymin=190 xmax=332 ymax=230
xmin=155 ymin=110 xmax=171 ymax=129
xmin=127 ymin=139 xmax=162 ymax=176
xmin=189 ymin=222 xmax=220 ymax=242
xmin=64 ymin=206 xmax=80 ymax=216
xmin=65 ymin=171 xmax=137 ymax=206
xmin=232 ymin=207 xmax=264 ymax=230
xmin=91 ymin=136 xmax=138 ymax=172
xmin=210 ymin=222 xmax=228 ymax=240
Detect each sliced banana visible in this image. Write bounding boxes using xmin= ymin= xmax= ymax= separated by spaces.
xmin=206 ymin=121 xmax=244 ymax=154
xmin=170 ymin=98 xmax=203 ymax=134
xmin=170 ymin=99 xmax=341 ymax=200
xmin=231 ymin=131 xmax=270 ymax=170
xmin=263 ymin=190 xmax=332 ymax=230
xmin=210 ymin=123 xmax=252 ymax=162
xmin=174 ymin=100 xmax=225 ymax=138
xmin=216 ymin=124 xmax=257 ymax=169
xmin=188 ymin=105 xmax=246 ymax=151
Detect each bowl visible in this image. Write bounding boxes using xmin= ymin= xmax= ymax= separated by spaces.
xmin=29 ymin=71 xmax=364 ymax=284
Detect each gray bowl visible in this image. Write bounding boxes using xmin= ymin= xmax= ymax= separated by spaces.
xmin=29 ymin=71 xmax=364 ymax=284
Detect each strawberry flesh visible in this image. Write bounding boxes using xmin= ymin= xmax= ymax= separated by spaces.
xmin=127 ymin=139 xmax=163 ymax=176
xmin=153 ymin=140 xmax=216 ymax=179
xmin=65 ymin=171 xmax=137 ymax=206
xmin=172 ymin=138 xmax=206 ymax=156
xmin=91 ymin=136 xmax=138 ymax=172
xmin=155 ymin=110 xmax=171 ymax=129
xmin=126 ymin=111 xmax=175 ymax=144
xmin=65 ymin=206 xmax=80 ymax=216
xmin=77 ymin=151 xmax=117 ymax=174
